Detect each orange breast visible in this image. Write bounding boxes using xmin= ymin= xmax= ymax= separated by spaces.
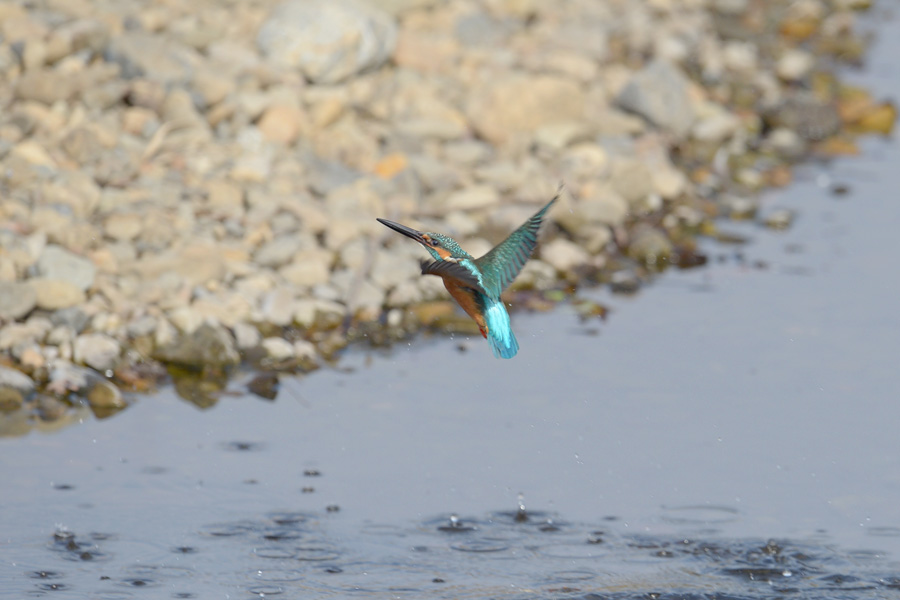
xmin=442 ymin=278 xmax=488 ymax=338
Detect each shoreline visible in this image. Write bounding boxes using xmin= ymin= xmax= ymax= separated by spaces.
xmin=0 ymin=0 xmax=894 ymax=430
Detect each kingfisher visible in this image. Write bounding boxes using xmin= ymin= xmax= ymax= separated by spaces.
xmin=377 ymin=194 xmax=556 ymax=359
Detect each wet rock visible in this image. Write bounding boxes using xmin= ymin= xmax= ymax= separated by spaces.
xmin=86 ymin=379 xmax=126 ymax=410
xmin=256 ymin=0 xmax=397 ymax=84
xmin=0 ymin=281 xmax=37 ymax=320
xmin=767 ymin=94 xmax=841 ymax=142
xmin=154 ymin=323 xmax=240 ymax=369
xmin=616 ymin=60 xmax=695 ymax=136
xmin=0 ymin=386 xmax=25 ymax=412
xmin=762 ymin=208 xmax=795 ymax=230
xmin=610 ymin=269 xmax=641 ymax=294
xmin=30 ymin=279 xmax=86 ymax=311
xmin=719 ymin=194 xmax=758 ymax=219
xmin=47 ymin=360 xmax=91 ymax=396
xmin=36 ymin=245 xmax=96 ymax=291
xmin=74 ymin=333 xmax=121 ymax=372
xmin=627 ymin=226 xmax=673 ymax=267
xmin=0 ymin=364 xmax=35 ymax=399
xmin=37 ymin=394 xmax=68 ymax=421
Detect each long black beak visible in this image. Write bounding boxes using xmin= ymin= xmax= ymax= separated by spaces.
xmin=376 ymin=218 xmax=428 ymax=245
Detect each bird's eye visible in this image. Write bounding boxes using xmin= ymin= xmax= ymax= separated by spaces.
xmin=430 ymin=239 xmax=440 ymax=247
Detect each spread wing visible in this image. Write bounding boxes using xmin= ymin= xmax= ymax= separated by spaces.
xmin=421 ymin=259 xmax=487 ymax=294
xmin=474 ymin=198 xmax=555 ymax=297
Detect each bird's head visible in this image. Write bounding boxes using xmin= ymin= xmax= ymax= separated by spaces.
xmin=376 ymin=219 xmax=471 ymax=261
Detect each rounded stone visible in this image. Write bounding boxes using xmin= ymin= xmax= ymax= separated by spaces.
xmin=0 ymin=282 xmax=37 ymax=320
xmin=262 ymin=337 xmax=295 ymax=361
xmin=36 ymin=245 xmax=96 ymax=291
xmin=87 ymin=379 xmax=126 ymax=409
xmin=74 ymin=333 xmax=121 ymax=372
xmin=30 ymin=279 xmax=86 ymax=311
xmin=256 ymin=0 xmax=397 ymax=84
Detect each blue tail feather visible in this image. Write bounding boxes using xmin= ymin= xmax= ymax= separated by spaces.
xmin=483 ymin=298 xmax=518 ymax=359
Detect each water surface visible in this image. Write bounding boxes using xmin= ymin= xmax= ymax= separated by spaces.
xmin=3 ymin=11 xmax=900 ymax=600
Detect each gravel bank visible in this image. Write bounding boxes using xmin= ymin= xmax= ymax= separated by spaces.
xmin=0 ymin=0 xmax=893 ymax=431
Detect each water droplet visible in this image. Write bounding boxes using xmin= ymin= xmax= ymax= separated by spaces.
xmin=515 ymin=494 xmax=528 ymax=522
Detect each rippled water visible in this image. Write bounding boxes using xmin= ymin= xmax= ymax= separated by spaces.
xmin=4 ymin=9 xmax=900 ymax=600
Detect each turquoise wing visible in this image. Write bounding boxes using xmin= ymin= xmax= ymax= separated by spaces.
xmin=474 ymin=198 xmax=556 ymax=297
xmin=421 ymin=259 xmax=487 ymax=294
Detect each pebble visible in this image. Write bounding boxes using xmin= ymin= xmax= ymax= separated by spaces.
xmin=232 ymin=322 xmax=262 ymax=350
xmin=444 ymin=186 xmax=501 ymax=211
xmin=153 ymin=323 xmax=240 ymax=369
xmin=254 ymin=235 xmax=305 ymax=268
xmin=616 ymin=60 xmax=695 ymax=136
xmin=0 ymin=282 xmax=37 ymax=321
xmin=87 ymin=379 xmax=126 ymax=410
xmin=466 ymin=74 xmax=586 ymax=145
xmin=777 ymin=48 xmax=815 ymax=81
xmin=627 ymin=226 xmax=674 ymax=267
xmin=540 ymin=239 xmax=590 ymax=273
xmin=36 ymin=245 xmax=96 ymax=291
xmin=262 ymin=337 xmax=295 ymax=361
xmin=74 ymin=333 xmax=121 ymax=372
xmin=762 ymin=208 xmax=795 ymax=230
xmin=30 ymin=279 xmax=86 ymax=311
xmin=610 ymin=159 xmax=656 ymax=206
xmin=257 ymin=289 xmax=296 ymax=327
xmin=281 ymin=255 xmax=332 ymax=288
xmin=0 ymin=365 xmax=35 ymax=396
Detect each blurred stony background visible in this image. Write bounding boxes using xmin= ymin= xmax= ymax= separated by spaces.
xmin=0 ymin=0 xmax=893 ymax=427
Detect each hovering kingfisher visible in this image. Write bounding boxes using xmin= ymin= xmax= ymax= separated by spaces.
xmin=377 ymin=194 xmax=556 ymax=359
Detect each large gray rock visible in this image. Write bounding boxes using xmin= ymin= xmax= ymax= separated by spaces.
xmin=256 ymin=0 xmax=397 ymax=84
xmin=36 ymin=245 xmax=96 ymax=291
xmin=616 ymin=60 xmax=695 ymax=137
xmin=0 ymin=282 xmax=37 ymax=321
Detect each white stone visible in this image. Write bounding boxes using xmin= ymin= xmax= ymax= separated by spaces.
xmin=73 ymin=333 xmax=121 ymax=371
xmin=540 ymin=238 xmax=589 ymax=272
xmin=262 ymin=336 xmax=295 ymax=361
